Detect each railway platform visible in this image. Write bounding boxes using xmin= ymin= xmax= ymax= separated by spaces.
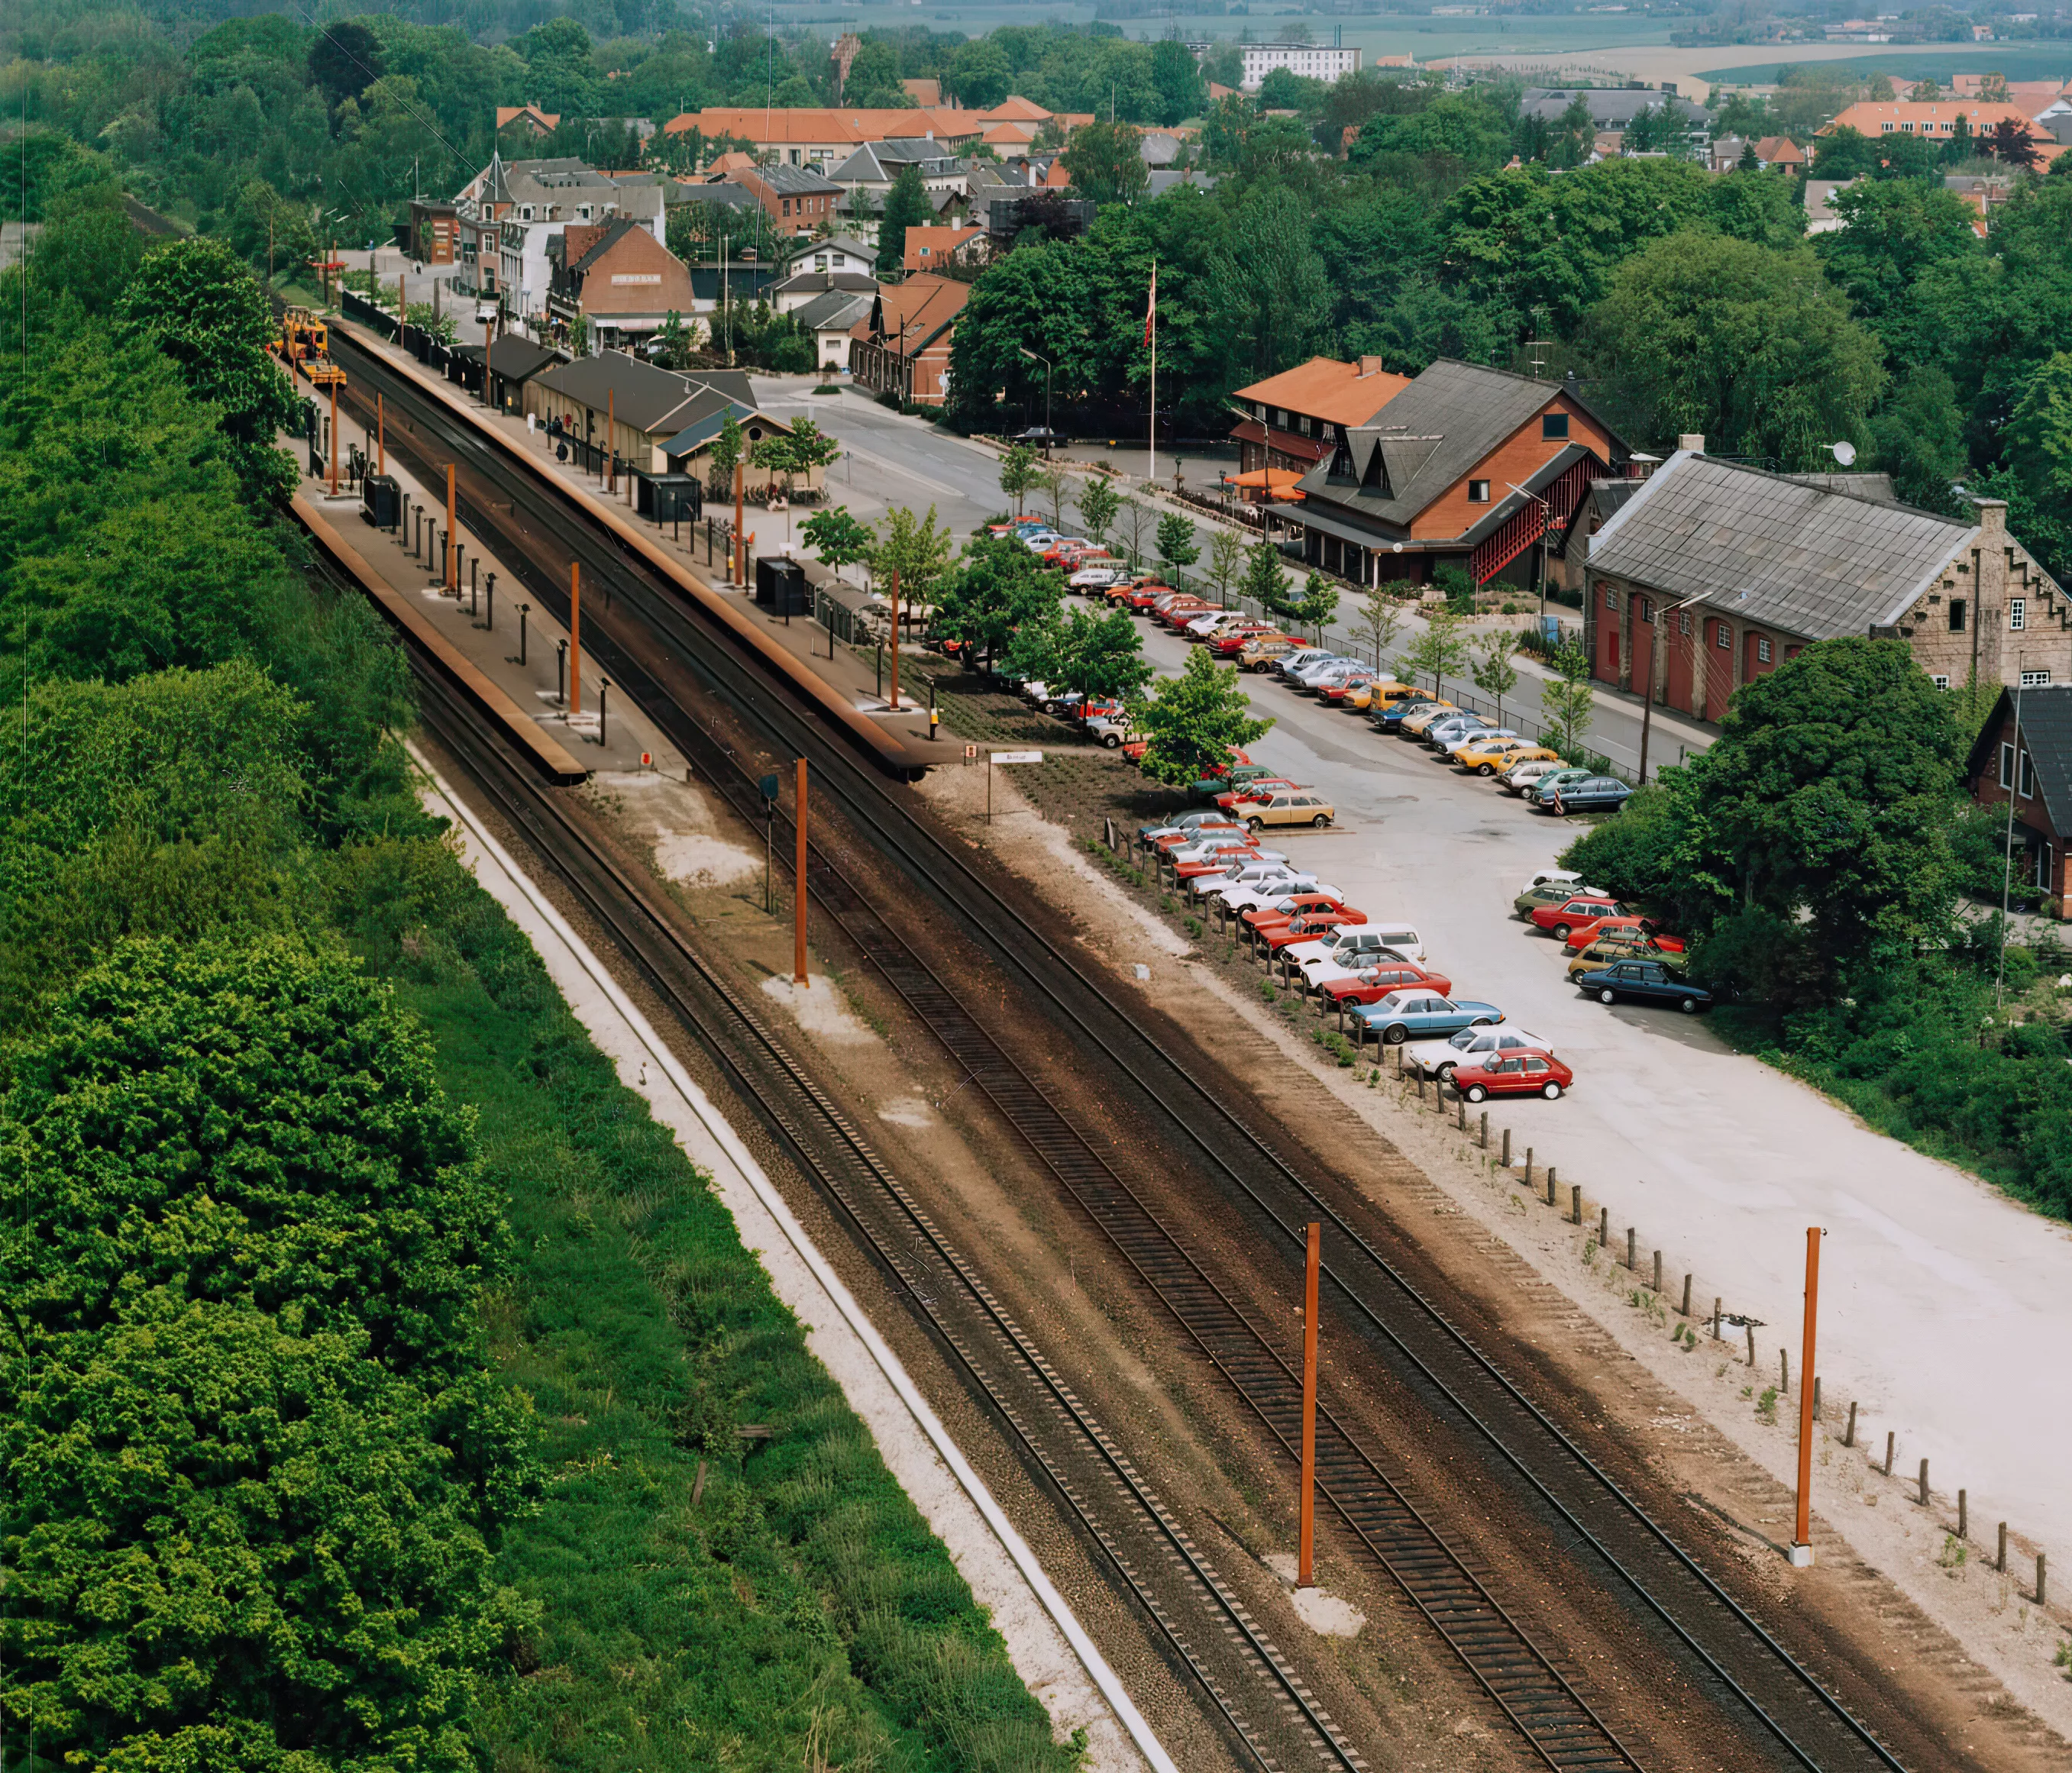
xmin=322 ymin=318 xmax=937 ymax=754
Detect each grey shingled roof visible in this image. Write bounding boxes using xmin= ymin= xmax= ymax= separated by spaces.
xmin=532 ymin=352 xmax=758 ymax=436
xmin=794 ymin=289 xmax=874 ymax=332
xmin=1295 ymin=360 xmax=1604 ymax=535
xmin=1586 ymin=452 xmax=1975 ymax=639
xmin=1964 ymin=686 xmax=2072 ymax=840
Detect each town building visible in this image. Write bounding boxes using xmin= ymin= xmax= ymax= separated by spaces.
xmin=1708 ymin=134 xmax=1803 ymax=170
xmin=407 ymin=199 xmax=458 ymax=265
xmin=525 ymin=354 xmax=800 ymax=486
xmin=545 ymin=218 xmax=697 ymax=354
xmin=1964 ymin=686 xmax=2072 ymax=917
xmin=777 ymin=234 xmax=878 ymax=279
xmin=790 ymin=288 xmax=875 ymax=372
xmin=455 ymin=154 xmax=669 ymax=318
xmin=1288 ymin=361 xmax=1631 ymax=589
xmin=1185 ymin=40 xmax=1362 ymax=88
xmin=1819 ymin=98 xmax=2038 ymax=142
xmin=1803 ymin=176 xmax=1857 ymax=234
xmin=827 ymin=141 xmax=971 ymax=202
xmin=849 ymin=273 xmax=970 ymax=406
xmin=1519 ymin=86 xmax=1712 ymax=143
xmin=495 ymin=105 xmax=561 ymax=138
xmin=771 ymin=266 xmax=880 ymax=315
xmin=732 ymin=163 xmax=844 ymax=234
xmin=1582 ymin=451 xmax=2070 ymax=722
xmin=1228 ymin=355 xmax=1410 ymax=477
xmin=902 ymin=223 xmax=987 ymax=274
xmin=661 ymin=100 xmax=1090 ymax=169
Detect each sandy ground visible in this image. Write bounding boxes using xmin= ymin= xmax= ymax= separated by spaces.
xmin=920 ymin=751 xmax=2072 ymax=1757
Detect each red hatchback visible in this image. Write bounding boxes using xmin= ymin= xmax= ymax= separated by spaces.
xmin=1320 ymin=961 xmax=1454 ymax=1006
xmin=1528 ymin=896 xmax=1626 ymax=942
xmin=1454 ymin=1051 xmax=1574 ymax=1103
xmin=1243 ymin=892 xmax=1354 ymax=933
xmin=1263 ymin=912 xmax=1362 ymax=951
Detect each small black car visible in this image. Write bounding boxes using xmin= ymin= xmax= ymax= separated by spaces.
xmin=1576 ymin=959 xmax=1711 ymax=1014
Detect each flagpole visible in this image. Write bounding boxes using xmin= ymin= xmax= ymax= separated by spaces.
xmin=1148 ymin=259 xmax=1157 ymax=489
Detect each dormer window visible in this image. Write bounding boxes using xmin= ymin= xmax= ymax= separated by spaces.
xmin=521 ymin=205 xmax=534 ymax=221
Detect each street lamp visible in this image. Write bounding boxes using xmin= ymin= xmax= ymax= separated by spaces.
xmin=1017 ymin=345 xmax=1053 ymax=451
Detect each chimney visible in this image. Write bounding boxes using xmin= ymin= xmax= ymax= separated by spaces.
xmin=1974 ymin=496 xmax=2007 ymax=544
xmin=1676 ymin=433 xmax=1705 ymax=454
xmin=1358 ymin=355 xmax=1385 ymax=377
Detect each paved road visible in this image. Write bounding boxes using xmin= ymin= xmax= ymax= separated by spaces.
xmin=757 ymin=380 xmax=1715 ymax=777
xmin=763 ymin=380 xmax=2072 ymax=1568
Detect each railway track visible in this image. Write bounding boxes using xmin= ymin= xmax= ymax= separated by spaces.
xmin=325 ymin=328 xmax=1915 ymax=1773
xmin=331 ymin=557 xmax=1369 ymax=1773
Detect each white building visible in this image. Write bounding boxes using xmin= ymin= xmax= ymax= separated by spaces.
xmin=1188 ymin=41 xmax=1362 ymax=90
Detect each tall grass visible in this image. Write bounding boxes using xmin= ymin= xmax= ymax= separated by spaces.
xmin=384 ymin=878 xmax=1078 ymax=1773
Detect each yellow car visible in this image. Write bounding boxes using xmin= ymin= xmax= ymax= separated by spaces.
xmin=1456 ymin=739 xmax=1560 ymax=778
xmin=1243 ymin=791 xmax=1337 ymax=830
xmin=1396 ymin=700 xmax=1461 ymax=738
xmin=1344 ymin=678 xmax=1419 ymax=713
xmin=1566 ymin=928 xmax=1686 ymax=979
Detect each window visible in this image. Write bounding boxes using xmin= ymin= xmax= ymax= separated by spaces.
xmin=2011 ymin=597 xmax=2026 ymax=631
xmin=1605 ymin=585 xmax=1618 ymax=611
xmin=2022 ymin=751 xmax=2037 ymax=798
xmin=1757 ymin=636 xmax=1772 ymax=664
xmin=1469 ymin=480 xmax=1491 ymax=502
xmin=2022 ymin=669 xmax=2053 ymax=687
xmin=1543 ymin=412 xmax=1569 ymax=440
xmin=1640 ymin=598 xmax=1655 ymax=624
xmin=1715 ymin=622 xmax=1730 ymax=649
xmin=1949 ymin=598 xmax=1967 ymax=632
xmin=1678 ymin=609 xmax=1692 ymax=635
xmin=2001 ymin=741 xmax=2016 ymax=790
xmin=1933 ymin=673 xmax=1951 ymax=690
xmin=2037 ymin=844 xmax=2054 ymax=890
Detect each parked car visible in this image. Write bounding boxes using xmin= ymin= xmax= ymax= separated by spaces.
xmin=1245 ymin=793 xmax=1337 ymax=831
xmin=1353 ymin=990 xmax=1505 ymax=1045
xmin=1455 ymin=1051 xmax=1574 ymax=1103
xmin=1263 ymin=911 xmax=1363 ymax=951
xmin=1071 ymin=565 xmax=1126 ymax=591
xmin=1427 ymin=715 xmax=1505 ymax=751
xmin=1191 ymin=762 xmax=1279 ymax=800
xmin=1529 ymin=896 xmax=1628 ymax=941
xmin=1378 ymin=696 xmax=1454 ymax=732
xmin=1522 ymin=767 xmax=1594 ymax=806
xmin=1295 ymin=929 xmax=1424 ymax=985
xmin=1220 ymin=878 xmax=1343 ymax=914
xmin=1563 ymin=916 xmax=1686 ymax=955
xmin=1576 ymin=958 xmax=1712 ymax=1014
xmin=1274 ymin=648 xmax=1338 ymax=680
xmin=1238 ymin=637 xmax=1301 ymax=670
xmin=1398 ymin=702 xmax=1466 ymax=739
xmin=1500 ymin=757 xmax=1570 ymax=794
xmin=1243 ymin=892 xmax=1359 ymax=933
xmin=1285 ymin=655 xmax=1359 ymax=690
xmin=1215 ymin=778 xmax=1304 ymax=811
xmin=1140 ymin=809 xmax=1240 ymax=844
xmin=1168 ymin=832 xmax=1263 ymax=865
xmin=1084 ymin=717 xmax=1142 ymax=750
xmin=1319 ymin=962 xmax=1453 ymax=1009
xmin=1343 ymin=678 xmax=1419 ymax=714
xmin=1543 ymin=776 xmax=1635 ymax=817
xmin=1524 ymin=868 xmax=1588 ymax=892
xmin=1404 ymin=1023 xmax=1552 ymax=1081
xmin=1456 ymin=738 xmax=1558 ymax=777
xmin=1177 ymin=847 xmax=1282 ymax=880
xmin=1214 ymin=625 xmax=1282 ymax=657
xmin=1511 ymin=880 xmax=1607 ymax=917
xmin=1566 ymin=930 xmax=1686 ymax=978
xmin=1194 ymin=861 xmax=1316 ymax=899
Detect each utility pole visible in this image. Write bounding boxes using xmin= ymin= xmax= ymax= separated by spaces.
xmin=444 ymin=463 xmax=457 ymax=593
xmin=1791 ymin=1227 xmax=1825 ymax=1568
xmin=1638 ymin=593 xmax=1700 ymax=785
xmin=1298 ymin=1222 xmax=1320 ymax=1588
xmin=1999 ymin=667 xmax=2028 ymax=1007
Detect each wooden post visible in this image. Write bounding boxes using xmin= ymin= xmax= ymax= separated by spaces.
xmin=1570 ymin=1184 xmax=1582 ymax=1226
xmin=1998 ymin=1522 xmax=2008 ymax=1573
xmin=1544 ymin=1167 xmax=1556 ymax=1206
xmin=1653 ymin=1250 xmax=1663 ymax=1294
xmin=1680 ymin=1272 xmax=1692 ymax=1318
xmin=445 ymin=463 xmax=457 ymax=593
xmin=1780 ymin=1348 xmax=1789 ymax=1394
xmin=1746 ymin=1320 xmax=1757 ymax=1368
xmin=2038 ymin=1552 xmax=2048 ymax=1607
xmin=1844 ymin=1400 xmax=1857 ymax=1447
xmin=1625 ymin=1226 xmax=1635 ymax=1270
xmin=1479 ymin=1110 xmax=1488 ymax=1149
xmin=1501 ymin=1128 xmax=1511 ymax=1167
xmin=891 ymin=568 xmax=901 ymax=710
xmin=1884 ymin=1430 xmax=1895 ymax=1477
xmin=1524 ymin=1147 xmax=1534 ymax=1190
xmin=1959 ymin=1489 xmax=1967 ymax=1540
xmin=794 ymin=759 xmax=810 ymax=987
xmin=1299 ymin=1221 xmax=1320 ymax=1590
xmin=1792 ymin=1226 xmax=1822 ymax=1566
xmin=569 ymin=561 xmax=581 ymax=716
xmin=1598 ymin=1206 xmax=1608 ymax=1247
xmin=1918 ymin=1458 xmax=1930 ymax=1508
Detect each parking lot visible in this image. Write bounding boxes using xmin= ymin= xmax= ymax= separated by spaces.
xmin=1105 ymin=599 xmax=2072 ymax=1562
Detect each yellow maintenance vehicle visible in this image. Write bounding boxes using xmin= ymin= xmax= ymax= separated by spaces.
xmin=280 ymin=305 xmax=345 ymax=386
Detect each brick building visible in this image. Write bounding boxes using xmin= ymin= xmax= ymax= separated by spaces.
xmin=733 ymin=163 xmax=844 ymax=235
xmin=1965 ymin=686 xmax=2072 ymax=918
xmin=1583 ymin=451 xmax=2071 ymax=722
xmin=1228 ymin=356 xmax=1408 ymax=479
xmin=849 ymin=273 xmax=968 ymax=406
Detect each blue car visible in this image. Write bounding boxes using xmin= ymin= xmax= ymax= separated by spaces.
xmin=1537 ymin=774 xmax=1634 ymax=816
xmin=1353 ymin=990 xmax=1505 ymax=1045
xmin=1576 ymin=959 xmax=1712 ymax=1014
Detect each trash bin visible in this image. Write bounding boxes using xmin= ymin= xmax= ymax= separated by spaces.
xmin=362 ymin=473 xmax=401 ymax=529
xmin=755 ymin=554 xmax=810 ymax=616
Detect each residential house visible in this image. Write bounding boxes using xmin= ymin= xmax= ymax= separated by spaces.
xmin=527 ymin=352 xmax=776 ymax=476
xmin=772 ymin=267 xmax=879 ymax=314
xmin=454 ymin=333 xmax=559 ymax=415
xmin=1582 ymin=450 xmax=2070 ymax=722
xmin=779 ymin=234 xmax=878 ymax=279
xmin=1289 ymin=360 xmax=1633 ymax=589
xmin=1819 ymin=98 xmax=2037 ymax=145
xmin=1754 ymin=134 xmax=1805 ymax=171
xmin=496 ymin=105 xmax=561 ymax=138
xmin=1803 ymin=176 xmax=1857 ymax=234
xmin=901 ymin=79 xmax=942 ymax=106
xmin=902 ymin=224 xmax=986 ymax=274
xmin=407 ymin=200 xmax=458 ymax=265
xmin=661 ymin=100 xmax=1087 ymax=170
xmin=1519 ymin=86 xmax=1712 ymax=143
xmin=460 ymin=154 xmax=668 ymax=318
xmin=1230 ymin=355 xmax=1410 ymax=479
xmin=545 ymin=220 xmax=697 ymax=353
xmin=1964 ymin=686 xmax=2072 ymax=917
xmin=732 ymin=163 xmax=844 ymax=235
xmin=849 ymin=273 xmax=970 ymax=406
xmin=827 ymin=141 xmax=970 ymax=202
xmin=1146 ymin=166 xmax=1217 ymax=200
xmin=791 ymin=287 xmax=875 ymax=371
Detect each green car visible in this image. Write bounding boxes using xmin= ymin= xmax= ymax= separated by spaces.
xmin=1191 ymin=763 xmax=1277 ymax=800
xmin=1512 ymin=880 xmax=1592 ymax=917
xmin=1523 ymin=767 xmax=1593 ymax=806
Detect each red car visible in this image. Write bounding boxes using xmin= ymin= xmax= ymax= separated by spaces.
xmin=1176 ymin=848 xmax=1268 ymax=880
xmin=1563 ymin=916 xmax=1687 ymax=954
xmin=1320 ymin=961 xmax=1455 ymax=1006
xmin=1212 ymin=627 xmax=1282 ymax=656
xmin=1243 ymin=892 xmax=1354 ymax=933
xmin=1157 ymin=601 xmax=1217 ymax=629
xmin=1453 ymin=1050 xmax=1574 ymax=1103
xmin=1121 ymin=738 xmax=1149 ymax=762
xmin=1214 ymin=777 xmax=1302 ymax=811
xmin=1126 ymin=583 xmax=1178 ymax=612
xmin=1528 ymin=896 xmax=1627 ymax=942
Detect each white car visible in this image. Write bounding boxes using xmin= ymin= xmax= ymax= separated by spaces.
xmin=1298 ymin=663 xmax=1368 ymax=696
xmin=1084 ymin=716 xmax=1138 ymax=749
xmin=1169 ymin=835 xmax=1269 ymax=866
xmin=1220 ymin=878 xmax=1343 ymax=915
xmin=1442 ymin=728 xmax=1521 ymax=758
xmin=1405 ymin=1024 xmax=1553 ymax=1081
xmin=1194 ymin=859 xmax=1312 ymax=898
xmin=1502 ymin=761 xmax=1569 ymax=794
xmin=1287 ymin=920 xmax=1426 ymax=970
xmin=1275 ymin=648 xmax=1338 ymax=679
xmin=1288 ymin=656 xmax=1360 ymax=690
xmin=1522 ymin=867 xmax=1586 ymax=890
xmin=1296 ymin=928 xmax=1420 ymax=985
xmin=1071 ymin=565 xmax=1125 ymax=589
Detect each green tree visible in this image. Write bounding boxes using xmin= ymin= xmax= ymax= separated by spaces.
xmin=877 ymin=163 xmax=933 ymax=275
xmin=1580 ymin=232 xmax=1885 ymax=467
xmin=1037 ymin=463 xmax=1072 ymax=528
xmin=948 ymin=38 xmax=1013 ymax=109
xmin=1117 ymin=496 xmax=1153 ymax=569
xmin=1296 ymin=570 xmax=1339 ymax=642
xmin=1472 ymin=629 xmax=1523 ymax=725
xmin=1239 ymin=534 xmax=1295 ymax=619
xmin=1399 ymin=604 xmax=1470 ymax=695
xmin=999 ymin=441 xmax=1039 ymax=514
xmin=1058 ymin=603 xmax=1153 ymax=702
xmin=1540 ymin=639 xmax=1596 ymax=754
xmin=2005 ymin=351 xmax=2072 ymax=583
xmin=936 ymin=534 xmax=1062 ymax=671
xmin=1151 ymin=37 xmax=1208 ymax=127
xmin=115 ymin=237 xmax=302 ymax=507
xmin=309 ymin=19 xmax=385 ymax=103
xmin=1205 ymin=527 xmax=1245 ymax=608
xmin=1077 ymin=474 xmax=1120 ymax=547
xmin=1062 ymin=119 xmax=1150 ymax=205
xmin=872 ymin=504 xmax=955 ymax=607
xmin=802 ymin=505 xmax=876 ymax=586
xmin=1815 ymin=178 xmax=1980 ymax=361
xmin=1871 ymin=367 xmax=1968 ymax=515
xmin=1354 ymin=585 xmax=1403 ymax=670
xmin=708 ymin=409 xmax=745 ymax=499
xmin=33 ymin=182 xmax=148 ymax=312
xmin=1737 ymin=139 xmax=1760 ymax=173
xmin=1156 ymin=512 xmax=1201 ymax=581
xmin=1134 ymin=647 xmax=1274 ymax=787
xmin=751 ymin=415 xmax=842 ymax=505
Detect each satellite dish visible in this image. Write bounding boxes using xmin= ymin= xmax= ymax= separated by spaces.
xmin=1392 ymin=542 xmax=1404 ymax=554
xmin=1828 ymin=441 xmax=1857 ymax=467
